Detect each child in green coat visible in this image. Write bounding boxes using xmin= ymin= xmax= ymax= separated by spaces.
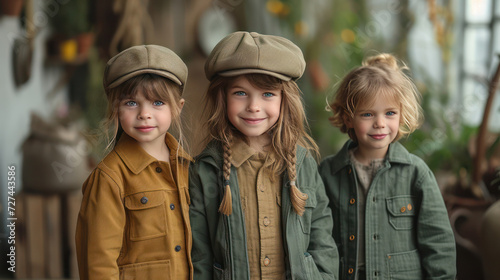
xmin=190 ymin=31 xmax=339 ymax=279
xmin=319 ymin=53 xmax=456 ymax=280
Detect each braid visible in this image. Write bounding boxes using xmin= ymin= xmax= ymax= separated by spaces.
xmin=219 ymin=133 xmax=233 ymax=215
xmin=286 ymin=150 xmax=308 ymax=216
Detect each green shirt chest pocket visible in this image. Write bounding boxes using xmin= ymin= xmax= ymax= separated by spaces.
xmin=386 ymin=195 xmax=417 ymax=230
xmin=124 ymin=190 xmax=167 ymax=241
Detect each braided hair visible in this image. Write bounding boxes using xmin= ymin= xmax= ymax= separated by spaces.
xmin=203 ymin=74 xmax=319 ymax=216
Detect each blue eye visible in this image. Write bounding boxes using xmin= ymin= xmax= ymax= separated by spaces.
xmin=234 ymin=91 xmax=246 ymax=96
xmin=153 ymin=100 xmax=164 ymax=106
xmin=125 ymin=101 xmax=137 ymax=106
xmin=386 ymin=111 xmax=396 ymax=116
xmin=361 ymin=113 xmax=372 ymax=117
xmin=263 ymin=92 xmax=274 ymax=97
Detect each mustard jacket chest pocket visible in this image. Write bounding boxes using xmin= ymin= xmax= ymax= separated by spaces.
xmin=386 ymin=195 xmax=417 ymax=230
xmin=124 ymin=190 xmax=167 ymax=241
xmin=298 ymin=187 xmax=317 ymax=234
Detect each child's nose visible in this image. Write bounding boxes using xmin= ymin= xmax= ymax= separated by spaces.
xmin=138 ymin=107 xmax=152 ymax=119
xmin=374 ymin=116 xmax=385 ymax=128
xmin=246 ymin=99 xmax=261 ymax=112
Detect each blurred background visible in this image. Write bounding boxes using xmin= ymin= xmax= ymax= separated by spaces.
xmin=0 ymin=0 xmax=499 ymax=279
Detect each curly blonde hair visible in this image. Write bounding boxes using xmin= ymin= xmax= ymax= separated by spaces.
xmin=328 ymin=53 xmax=423 ymax=141
xmin=203 ymin=73 xmax=319 ymax=216
xmin=103 ymin=74 xmax=186 ymax=155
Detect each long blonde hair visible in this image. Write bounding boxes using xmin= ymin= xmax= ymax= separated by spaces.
xmin=328 ymin=53 xmax=423 ymax=141
xmin=103 ymin=74 xmax=186 ymax=155
xmin=203 ymin=73 xmax=319 ymax=216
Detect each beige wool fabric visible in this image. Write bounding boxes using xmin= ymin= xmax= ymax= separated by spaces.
xmin=205 ymin=31 xmax=305 ymax=81
xmin=103 ymin=44 xmax=188 ymax=92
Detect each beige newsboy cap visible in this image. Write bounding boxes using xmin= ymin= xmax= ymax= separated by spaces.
xmin=103 ymin=45 xmax=188 ymax=92
xmin=205 ymin=31 xmax=305 ymax=81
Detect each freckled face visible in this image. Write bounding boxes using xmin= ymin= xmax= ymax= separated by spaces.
xmin=226 ymin=76 xmax=282 ymax=146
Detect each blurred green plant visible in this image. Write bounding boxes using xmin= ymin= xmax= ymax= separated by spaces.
xmin=50 ymin=0 xmax=92 ymax=38
xmin=83 ymin=48 xmax=108 ymax=162
xmin=401 ymin=81 xmax=476 ymax=175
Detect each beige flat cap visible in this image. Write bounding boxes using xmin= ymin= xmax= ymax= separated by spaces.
xmin=103 ymin=45 xmax=188 ymax=92
xmin=205 ymin=31 xmax=305 ymax=81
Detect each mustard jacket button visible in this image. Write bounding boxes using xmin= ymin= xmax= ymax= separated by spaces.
xmin=156 ymin=167 xmax=162 ymax=173
xmin=175 ymin=245 xmax=181 ymax=252
xmin=140 ymin=197 xmax=148 ymax=204
xmin=170 ymin=203 xmax=175 ymax=210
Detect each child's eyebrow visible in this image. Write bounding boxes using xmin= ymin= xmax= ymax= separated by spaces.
xmin=356 ymin=108 xmax=371 ymax=112
xmin=228 ymin=85 xmax=246 ymax=90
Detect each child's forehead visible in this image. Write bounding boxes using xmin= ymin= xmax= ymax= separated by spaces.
xmin=357 ymin=92 xmax=399 ymax=109
xmin=121 ymin=88 xmax=165 ymax=101
xmin=227 ymin=75 xmax=251 ymax=87
xmin=226 ymin=74 xmax=281 ymax=91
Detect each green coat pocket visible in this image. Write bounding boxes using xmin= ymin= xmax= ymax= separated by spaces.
xmin=386 ymin=195 xmax=417 ymax=230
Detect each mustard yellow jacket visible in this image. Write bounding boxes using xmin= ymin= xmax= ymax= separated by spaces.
xmin=76 ymin=133 xmax=193 ymax=280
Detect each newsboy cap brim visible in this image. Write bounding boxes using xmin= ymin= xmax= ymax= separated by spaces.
xmin=218 ymin=68 xmax=291 ymax=81
xmin=205 ymin=31 xmax=305 ymax=82
xmin=104 ymin=45 xmax=188 ymax=92
xmin=107 ymin=69 xmax=182 ymax=89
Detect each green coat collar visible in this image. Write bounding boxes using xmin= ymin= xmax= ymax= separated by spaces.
xmin=328 ymin=140 xmax=413 ymax=174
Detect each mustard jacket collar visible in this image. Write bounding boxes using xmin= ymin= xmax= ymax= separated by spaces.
xmin=115 ymin=133 xmax=193 ymax=175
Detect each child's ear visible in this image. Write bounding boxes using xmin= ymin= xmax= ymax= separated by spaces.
xmin=179 ymin=98 xmax=185 ymax=110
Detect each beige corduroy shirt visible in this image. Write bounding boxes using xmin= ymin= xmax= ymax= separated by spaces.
xmin=231 ymin=138 xmax=286 ymax=280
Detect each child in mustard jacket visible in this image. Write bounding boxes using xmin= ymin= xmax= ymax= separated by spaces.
xmin=76 ymin=45 xmax=193 ymax=279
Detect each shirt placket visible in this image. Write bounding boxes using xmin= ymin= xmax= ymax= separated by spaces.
xmin=256 ymin=166 xmax=275 ymax=278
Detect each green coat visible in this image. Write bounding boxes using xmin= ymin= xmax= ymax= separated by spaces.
xmin=319 ymin=140 xmax=456 ymax=280
xmin=189 ymin=140 xmax=339 ymax=279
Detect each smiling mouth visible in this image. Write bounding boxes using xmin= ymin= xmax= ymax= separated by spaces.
xmin=242 ymin=118 xmax=265 ymax=124
xmin=135 ymin=126 xmax=155 ymax=132
xmin=370 ymin=134 xmax=387 ymax=140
